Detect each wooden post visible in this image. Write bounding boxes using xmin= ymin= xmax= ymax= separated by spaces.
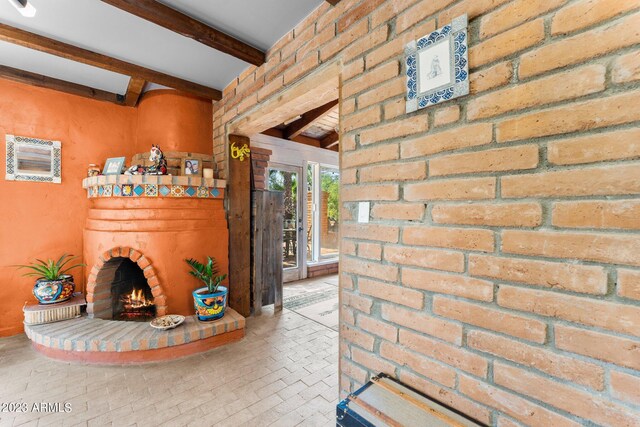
xmin=227 ymin=134 xmax=251 ymax=317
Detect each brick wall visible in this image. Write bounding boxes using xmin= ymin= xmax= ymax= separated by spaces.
xmin=214 ymin=0 xmax=640 ymax=425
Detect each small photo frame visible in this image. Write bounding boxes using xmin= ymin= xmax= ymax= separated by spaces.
xmin=102 ymin=157 xmax=126 ymax=175
xmin=182 ymin=158 xmax=202 ymax=177
xmin=405 ymin=14 xmax=469 ymax=113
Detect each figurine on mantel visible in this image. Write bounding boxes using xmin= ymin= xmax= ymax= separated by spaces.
xmin=125 ymin=144 xmax=168 ymax=175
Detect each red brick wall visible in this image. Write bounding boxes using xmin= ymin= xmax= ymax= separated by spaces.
xmin=215 ymin=0 xmax=640 ymax=425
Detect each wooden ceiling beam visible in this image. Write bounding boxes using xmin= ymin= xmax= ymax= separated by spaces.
xmin=0 ymin=23 xmax=222 ymax=100
xmin=320 ymin=131 xmax=339 ymax=149
xmin=124 ymin=77 xmax=146 ymax=107
xmin=325 ymin=0 xmax=341 ymax=5
xmin=284 ymin=99 xmax=338 ymax=140
xmin=0 ymin=64 xmax=124 ymax=105
xmin=100 ymin=0 xmax=265 ymax=66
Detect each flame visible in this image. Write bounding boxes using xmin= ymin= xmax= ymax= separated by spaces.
xmin=122 ymin=288 xmax=153 ymax=309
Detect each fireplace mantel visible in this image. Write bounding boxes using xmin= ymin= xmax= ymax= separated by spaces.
xmin=82 ymin=175 xmax=226 ymax=199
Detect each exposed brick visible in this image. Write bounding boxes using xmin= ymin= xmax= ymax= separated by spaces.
xmin=431 ymin=202 xmax=542 ymax=227
xmin=612 ymin=50 xmax=640 ymax=83
xmin=502 ymin=163 xmax=640 ymax=198
xmin=384 ymin=245 xmax=465 ymax=272
xmin=468 ymin=64 xmax=606 ymax=120
xmin=342 ymin=25 xmax=389 ymax=64
xmin=342 ymin=358 xmax=369 ymax=384
xmin=498 ymin=285 xmax=640 ymax=338
xmin=403 ymin=226 xmax=495 ymax=252
xmin=468 ymin=330 xmax=604 ymax=390
xmin=547 ymin=128 xmax=640 ymax=165
xmin=359 ymin=161 xmax=426 ymax=182
xmin=396 ymin=0 xmax=455 ymax=34
xmin=521 ymin=13 xmax=640 ymax=78
xmin=618 ymin=269 xmax=640 ymax=300
xmin=343 ymin=61 xmax=400 ymax=99
xmin=433 ymin=296 xmax=547 ymax=343
xmin=494 ymin=363 xmax=640 ymax=426
xmin=459 ymin=375 xmax=583 ymax=427
xmin=341 ymin=240 xmax=357 ymax=256
xmin=342 ymin=258 xmax=399 ymax=282
xmin=320 ymin=19 xmax=369 ymax=62
xmin=351 ymin=347 xmax=396 ymax=376
xmin=358 ymin=277 xmax=423 ymax=309
xmin=610 ymin=370 xmax=640 ymax=406
xmin=552 ymin=200 xmax=640 ymax=230
xmin=497 ymin=91 xmax=640 ymax=143
xmin=556 ymin=324 xmax=640 ymax=370
xmin=341 ymin=223 xmax=399 ymax=243
xmin=469 ymin=19 xmax=545 ymax=67
xmin=381 ymin=303 xmax=463 ymax=345
xmin=341 ymin=290 xmax=373 ymax=314
xmin=502 ymin=229 xmax=640 ymax=266
xmin=405 ymin=177 xmax=496 ymax=201
xmin=400 ymin=329 xmax=489 ymax=377
xmin=342 ymin=142 xmax=397 ymax=169
xmin=429 ymin=145 xmax=539 ymax=177
xmin=370 ymin=0 xmax=414 ymax=29
xmin=342 ymin=324 xmax=375 ymax=351
xmin=366 ymin=20 xmax=437 ymax=70
xmin=403 ymin=268 xmax=494 ymax=301
xmin=356 ymin=314 xmax=397 ymax=342
xmin=551 ymin=0 xmax=640 ymax=35
xmin=370 ymin=202 xmax=425 ymax=221
xmin=401 ymin=123 xmax=493 ymax=159
xmin=469 ymin=61 xmax=513 ymax=94
xmin=342 ymin=184 xmax=399 ymax=201
xmin=342 ymin=57 xmax=365 ymax=82
xmin=359 ymin=117 xmax=429 ymax=145
xmin=342 ymin=106 xmax=382 ymax=134
xmin=380 ymin=341 xmax=456 ymax=387
xmin=257 ymin=75 xmax=284 ymax=102
xmin=469 ymin=254 xmax=608 ymax=295
xmin=357 ymin=242 xmax=382 ymax=261
xmin=338 ymin=0 xmax=386 ymax=32
xmin=433 ymin=105 xmax=460 ymax=127
xmin=438 ymin=0 xmax=512 ymax=24
xmin=480 ymin=0 xmax=569 ymax=38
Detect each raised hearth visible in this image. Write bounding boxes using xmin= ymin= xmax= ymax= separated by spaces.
xmin=24 ymin=309 xmax=245 ymax=364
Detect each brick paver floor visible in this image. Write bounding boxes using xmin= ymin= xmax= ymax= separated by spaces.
xmin=0 ymin=278 xmax=339 ymax=427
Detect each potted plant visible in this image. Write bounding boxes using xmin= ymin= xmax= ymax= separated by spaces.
xmin=16 ymin=254 xmax=85 ymax=304
xmin=185 ymin=256 xmax=228 ymax=321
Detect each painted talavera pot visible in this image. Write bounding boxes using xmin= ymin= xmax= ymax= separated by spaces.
xmin=33 ymin=274 xmax=75 ymax=304
xmin=192 ymin=286 xmax=227 ymax=321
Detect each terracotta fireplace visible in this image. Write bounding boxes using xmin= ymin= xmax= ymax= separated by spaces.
xmin=83 ymin=175 xmax=229 ymax=319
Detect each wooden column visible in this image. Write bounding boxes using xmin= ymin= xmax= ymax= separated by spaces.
xmin=227 ymin=134 xmax=252 ymax=317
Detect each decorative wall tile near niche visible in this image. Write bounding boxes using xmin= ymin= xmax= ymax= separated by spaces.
xmin=82 ymin=175 xmax=225 ymax=199
xmin=5 ymin=135 xmax=62 ymax=183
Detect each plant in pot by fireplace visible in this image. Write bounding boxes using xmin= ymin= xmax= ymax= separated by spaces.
xmin=16 ymin=254 xmax=85 ymax=304
xmin=185 ymin=256 xmax=228 ymax=321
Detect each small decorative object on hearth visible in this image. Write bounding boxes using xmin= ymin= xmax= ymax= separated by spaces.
xmin=203 ymin=168 xmax=214 ymax=179
xmin=15 ymin=254 xmax=85 ymax=304
xmin=87 ymin=164 xmax=100 ymax=177
xmin=125 ymin=144 xmax=168 ymax=175
xmin=181 ymin=158 xmax=202 ymax=177
xmin=405 ymin=14 xmax=469 ymax=113
xmin=102 ymin=156 xmax=126 ymax=175
xmin=185 ymin=256 xmax=228 ymax=321
xmin=150 ymin=314 xmax=185 ymax=330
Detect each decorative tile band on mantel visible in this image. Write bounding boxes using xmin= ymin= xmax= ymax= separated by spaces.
xmin=82 ymin=175 xmax=226 ymax=199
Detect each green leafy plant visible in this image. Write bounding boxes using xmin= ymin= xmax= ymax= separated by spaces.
xmin=185 ymin=256 xmax=227 ymax=294
xmin=16 ymin=254 xmax=85 ymax=281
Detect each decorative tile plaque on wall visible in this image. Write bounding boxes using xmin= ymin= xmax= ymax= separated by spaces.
xmin=5 ymin=135 xmax=61 ymax=183
xmin=405 ymin=14 xmax=470 ymax=113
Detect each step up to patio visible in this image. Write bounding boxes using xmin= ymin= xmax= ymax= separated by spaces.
xmin=24 ymin=309 xmax=245 ymax=364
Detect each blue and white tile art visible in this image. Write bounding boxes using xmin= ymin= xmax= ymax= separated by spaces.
xmin=405 ymin=14 xmax=469 ymax=113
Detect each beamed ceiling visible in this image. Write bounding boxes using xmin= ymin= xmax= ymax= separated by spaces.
xmin=0 ymin=0 xmax=341 ymax=106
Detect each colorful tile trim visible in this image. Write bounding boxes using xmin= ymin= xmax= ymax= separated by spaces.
xmin=86 ymin=184 xmax=223 ymax=199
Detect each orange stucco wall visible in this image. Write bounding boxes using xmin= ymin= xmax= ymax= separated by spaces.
xmin=0 ymin=79 xmax=216 ymax=336
xmin=136 ymin=90 xmax=213 ymax=154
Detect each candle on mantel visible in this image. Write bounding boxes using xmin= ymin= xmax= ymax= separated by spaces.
xmin=203 ymin=168 xmax=214 ymax=179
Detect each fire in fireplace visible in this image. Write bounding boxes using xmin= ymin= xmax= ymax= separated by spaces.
xmin=108 ymin=258 xmax=156 ymax=321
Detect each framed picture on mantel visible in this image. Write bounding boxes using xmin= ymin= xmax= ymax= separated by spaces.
xmin=405 ymin=14 xmax=469 ymax=113
xmin=182 ymin=158 xmax=202 ymax=177
xmin=102 ymin=157 xmax=126 ymax=175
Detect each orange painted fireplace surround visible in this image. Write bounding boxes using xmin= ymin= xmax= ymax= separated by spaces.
xmin=83 ymin=188 xmax=229 ymax=318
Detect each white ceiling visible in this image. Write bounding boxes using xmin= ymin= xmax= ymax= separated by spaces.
xmin=0 ymin=0 xmax=324 ymax=96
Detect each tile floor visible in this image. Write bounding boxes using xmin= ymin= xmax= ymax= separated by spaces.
xmin=0 ymin=275 xmax=340 ymax=426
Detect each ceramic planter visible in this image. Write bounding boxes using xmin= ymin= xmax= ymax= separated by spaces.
xmin=33 ymin=274 xmax=75 ymax=304
xmin=192 ymin=286 xmax=227 ymax=321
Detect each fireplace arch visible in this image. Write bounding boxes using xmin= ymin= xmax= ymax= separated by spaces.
xmin=86 ymin=247 xmax=167 ymax=318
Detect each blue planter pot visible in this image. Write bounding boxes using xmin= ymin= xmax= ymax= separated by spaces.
xmin=193 ymin=286 xmax=227 ymax=321
xmin=33 ymin=274 xmax=75 ymax=304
